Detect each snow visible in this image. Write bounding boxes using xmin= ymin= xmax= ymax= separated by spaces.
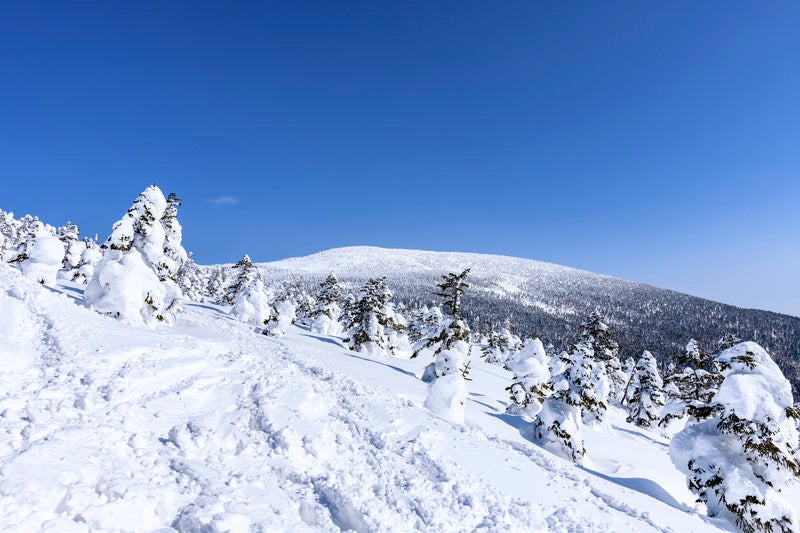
xmin=19 ymin=231 xmax=64 ymax=285
xmin=0 ymin=263 xmax=793 ymax=531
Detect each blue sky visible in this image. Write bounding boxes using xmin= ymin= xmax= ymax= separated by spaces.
xmin=1 ymin=2 xmax=798 ymax=316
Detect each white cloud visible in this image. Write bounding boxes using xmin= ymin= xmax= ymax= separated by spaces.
xmin=211 ymin=196 xmax=238 ymax=206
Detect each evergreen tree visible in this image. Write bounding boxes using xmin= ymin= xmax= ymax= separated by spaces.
xmin=664 ymin=339 xmax=727 ymax=422
xmin=412 ymin=270 xmax=472 ymax=359
xmin=506 ymin=338 xmax=552 ymax=419
xmin=344 ymin=278 xmax=409 ymax=356
xmin=717 ymin=332 xmax=742 ymax=352
xmin=231 ymin=277 xmax=271 ymax=326
xmin=71 ymin=237 xmax=102 ymax=284
xmin=56 ymin=221 xmax=82 ymax=278
xmin=626 ymin=350 xmax=666 ymax=428
xmin=435 ymin=269 xmax=470 ymax=318
xmin=670 ymin=342 xmax=800 ymax=532
xmin=176 ymin=253 xmax=206 ymax=302
xmin=264 ymin=298 xmax=297 ymax=337
xmin=158 ymin=192 xmax=188 ymax=281
xmin=310 ymin=274 xmax=343 ymax=335
xmin=85 ymin=185 xmax=183 ymax=325
xmin=222 ymin=254 xmax=258 ymax=305
xmin=482 ymin=321 xmax=522 ymax=367
xmin=579 ymin=311 xmax=626 ymax=402
xmin=206 ymin=266 xmax=229 ymax=303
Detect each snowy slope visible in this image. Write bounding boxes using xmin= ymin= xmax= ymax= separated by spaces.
xmin=256 ymin=246 xmax=800 ymax=392
xmin=3 ymin=262 xmax=784 ymax=532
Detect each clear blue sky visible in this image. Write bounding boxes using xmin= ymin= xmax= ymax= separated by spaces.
xmin=1 ymin=2 xmax=798 ymax=316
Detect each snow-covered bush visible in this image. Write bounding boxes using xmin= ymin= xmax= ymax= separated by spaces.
xmin=85 ymin=185 xmax=183 ymax=325
xmin=424 ymin=372 xmax=468 ymax=425
xmin=506 ymin=338 xmax=552 ymax=419
xmin=18 ymin=229 xmax=64 ymax=285
xmin=670 ymin=342 xmax=800 ymax=533
xmin=533 ymin=397 xmax=585 ymax=464
xmin=231 ymin=278 xmax=271 ymax=326
xmin=626 ymin=350 xmax=666 ymax=428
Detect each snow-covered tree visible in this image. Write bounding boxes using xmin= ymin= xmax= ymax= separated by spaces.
xmin=626 ymin=350 xmax=666 ymax=428
xmin=222 ymin=254 xmax=259 ymax=305
xmin=579 ymin=311 xmax=626 ymax=402
xmin=264 ymin=298 xmax=296 ymax=337
xmin=205 ymin=265 xmax=229 ymax=303
xmin=0 ymin=209 xmax=19 ymax=261
xmin=482 ymin=322 xmax=522 ymax=367
xmin=71 ymin=238 xmax=102 ymax=284
xmin=85 ymin=185 xmax=183 ymax=325
xmin=670 ymin=342 xmax=800 ymax=532
xmin=506 ymin=338 xmax=552 ymax=419
xmin=407 ymin=305 xmax=444 ymax=345
xmin=412 ymin=270 xmax=471 ymax=359
xmin=717 ymin=332 xmax=742 ymax=352
xmin=310 ymin=275 xmax=343 ymax=335
xmin=56 ymin=221 xmax=83 ymax=279
xmin=533 ymin=341 xmax=608 ymax=464
xmin=664 ymin=339 xmax=727 ymax=422
xmin=344 ymin=278 xmax=409 ymax=357
xmin=176 ymin=253 xmax=205 ymax=302
xmin=158 ymin=192 xmax=188 ymax=281
xmin=17 ymin=228 xmax=64 ymax=285
xmin=231 ymin=277 xmax=271 ymax=326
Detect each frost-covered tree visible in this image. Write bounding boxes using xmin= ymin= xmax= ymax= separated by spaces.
xmin=344 ymin=278 xmax=410 ymax=357
xmin=18 ymin=228 xmax=64 ymax=285
xmin=205 ymin=265 xmax=229 ymax=304
xmin=85 ymin=185 xmax=183 ymax=325
xmin=0 ymin=210 xmax=19 ymax=261
xmin=158 ymin=192 xmax=188 ymax=281
xmin=506 ymin=338 xmax=552 ymax=419
xmin=620 ymin=356 xmax=637 ymax=404
xmin=231 ymin=277 xmax=271 ymax=326
xmin=264 ymin=298 xmax=296 ymax=337
xmin=310 ymin=274 xmax=343 ymax=335
xmin=222 ymin=254 xmax=259 ymax=305
xmin=412 ymin=270 xmax=471 ymax=359
xmin=579 ymin=311 xmax=626 ymax=402
xmin=482 ymin=322 xmax=522 ymax=367
xmin=71 ymin=238 xmax=102 ymax=284
xmin=626 ymin=350 xmax=666 ymax=428
xmin=56 ymin=221 xmax=83 ymax=279
xmin=176 ymin=253 xmax=205 ymax=302
xmin=670 ymin=342 xmax=800 ymax=533
xmin=407 ymin=305 xmax=444 ymax=345
xmin=664 ymin=339 xmax=727 ymax=422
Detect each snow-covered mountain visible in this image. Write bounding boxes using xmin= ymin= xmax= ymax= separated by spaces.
xmin=257 ymin=246 xmax=800 ymax=392
xmin=2 ymin=262 xmax=781 ymax=532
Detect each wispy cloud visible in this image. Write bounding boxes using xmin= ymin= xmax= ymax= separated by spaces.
xmin=211 ymin=195 xmax=238 ymax=206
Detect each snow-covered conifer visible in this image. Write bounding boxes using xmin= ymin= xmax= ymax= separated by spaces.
xmin=18 ymin=228 xmax=64 ymax=285
xmin=670 ymin=342 xmax=800 ymax=532
xmin=665 ymin=339 xmax=726 ymax=422
xmin=72 ymin=238 xmax=102 ymax=284
xmin=626 ymin=350 xmax=666 ymax=428
xmin=344 ymin=278 xmax=409 ymax=356
xmin=231 ymin=277 xmax=271 ymax=326
xmin=158 ymin=192 xmax=188 ymax=281
xmin=717 ymin=332 xmax=742 ymax=352
xmin=222 ymin=254 xmax=258 ymax=305
xmin=85 ymin=185 xmax=182 ymax=325
xmin=506 ymin=338 xmax=552 ymax=419
xmin=412 ymin=271 xmax=471 ymax=359
xmin=176 ymin=253 xmax=205 ymax=302
xmin=482 ymin=322 xmax=522 ymax=367
xmin=56 ymin=221 xmax=83 ymax=278
xmin=579 ymin=311 xmax=626 ymax=402
xmin=205 ymin=265 xmax=229 ymax=303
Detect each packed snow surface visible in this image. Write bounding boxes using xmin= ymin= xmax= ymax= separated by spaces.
xmin=3 ymin=263 xmax=795 ymax=531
